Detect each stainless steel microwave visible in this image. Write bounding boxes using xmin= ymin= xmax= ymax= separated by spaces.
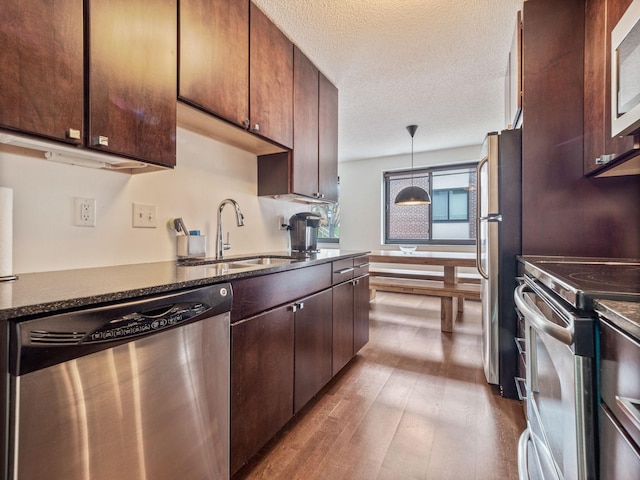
xmin=612 ymin=0 xmax=640 ymax=137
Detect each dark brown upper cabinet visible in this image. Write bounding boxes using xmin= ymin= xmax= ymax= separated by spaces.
xmin=318 ymin=72 xmax=339 ymax=202
xmin=249 ymin=2 xmax=294 ymax=149
xmin=178 ymin=0 xmax=249 ymax=128
xmin=87 ymin=0 xmax=177 ymax=167
xmin=0 ymin=0 xmax=84 ymax=143
xmin=291 ymin=46 xmax=320 ymax=197
xmin=257 ymin=59 xmax=339 ymax=203
xmin=584 ymin=0 xmax=639 ymax=177
xmin=178 ymin=1 xmax=293 ymax=150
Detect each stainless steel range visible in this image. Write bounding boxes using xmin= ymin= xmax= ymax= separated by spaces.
xmin=515 ymin=256 xmax=640 ymax=480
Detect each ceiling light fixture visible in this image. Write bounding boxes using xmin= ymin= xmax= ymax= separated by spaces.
xmin=394 ymin=125 xmax=431 ymax=206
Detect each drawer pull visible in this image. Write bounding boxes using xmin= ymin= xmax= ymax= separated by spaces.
xmin=515 ymin=377 xmax=527 ymax=401
xmin=355 ymin=262 xmax=370 ymax=268
xmin=335 ymin=267 xmax=354 ymax=275
xmin=616 ymin=396 xmax=640 ymax=429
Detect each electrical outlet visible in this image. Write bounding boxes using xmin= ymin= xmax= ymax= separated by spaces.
xmin=278 ymin=215 xmax=287 ymax=230
xmin=132 ymin=203 xmax=157 ymax=228
xmin=74 ymin=197 xmax=96 ymax=227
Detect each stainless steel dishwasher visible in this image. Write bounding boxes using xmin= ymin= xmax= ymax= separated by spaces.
xmin=8 ymin=283 xmax=232 ymax=480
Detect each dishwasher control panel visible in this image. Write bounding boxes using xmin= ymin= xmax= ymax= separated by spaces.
xmin=86 ymin=302 xmax=209 ymax=342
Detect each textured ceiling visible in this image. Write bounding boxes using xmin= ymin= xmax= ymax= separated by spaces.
xmin=252 ymin=0 xmax=522 ymax=162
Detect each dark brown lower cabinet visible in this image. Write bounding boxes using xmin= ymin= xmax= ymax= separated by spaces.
xmin=332 ymin=280 xmax=355 ymax=376
xmin=294 ymin=289 xmax=333 ymax=413
xmin=231 ymin=306 xmax=294 ymax=475
xmin=334 ymin=274 xmax=370 ymax=376
xmin=353 ymin=275 xmax=370 ymax=354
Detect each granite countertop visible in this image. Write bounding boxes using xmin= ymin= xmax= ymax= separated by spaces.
xmin=0 ymin=250 xmax=369 ymax=321
xmin=596 ymin=299 xmax=640 ymax=342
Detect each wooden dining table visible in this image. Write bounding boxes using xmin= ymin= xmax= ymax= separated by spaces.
xmin=368 ymin=250 xmax=480 ymax=331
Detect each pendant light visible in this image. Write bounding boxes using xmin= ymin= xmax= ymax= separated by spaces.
xmin=394 ymin=125 xmax=431 ymax=205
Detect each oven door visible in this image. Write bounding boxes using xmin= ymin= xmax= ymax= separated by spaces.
xmin=515 ymin=282 xmax=597 ymax=480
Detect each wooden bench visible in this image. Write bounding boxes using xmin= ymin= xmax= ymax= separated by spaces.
xmin=369 ymin=267 xmax=481 ymax=284
xmin=369 ymin=276 xmax=481 ymax=333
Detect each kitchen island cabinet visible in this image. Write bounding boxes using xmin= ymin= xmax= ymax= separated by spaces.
xmin=87 ymin=0 xmax=177 ymax=167
xmin=0 ymin=0 xmax=84 ymax=143
xmin=584 ymin=0 xmax=639 ymax=177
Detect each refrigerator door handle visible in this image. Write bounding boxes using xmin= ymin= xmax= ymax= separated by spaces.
xmin=479 ymin=214 xmax=502 ymax=222
xmin=475 ymin=156 xmax=490 ymax=279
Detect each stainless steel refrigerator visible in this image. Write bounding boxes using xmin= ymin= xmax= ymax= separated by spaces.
xmin=476 ymin=129 xmax=522 ymax=399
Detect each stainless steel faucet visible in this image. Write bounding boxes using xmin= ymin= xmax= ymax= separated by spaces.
xmin=216 ymin=199 xmax=245 ymax=260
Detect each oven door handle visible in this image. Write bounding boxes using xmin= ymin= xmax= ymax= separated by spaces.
xmin=517 ymin=428 xmax=531 ymax=480
xmin=514 ymin=283 xmax=574 ymax=346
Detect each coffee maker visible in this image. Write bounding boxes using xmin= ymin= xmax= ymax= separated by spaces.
xmin=288 ymin=212 xmax=322 ymax=253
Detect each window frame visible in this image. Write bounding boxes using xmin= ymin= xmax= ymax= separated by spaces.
xmin=383 ymin=162 xmax=477 ymax=246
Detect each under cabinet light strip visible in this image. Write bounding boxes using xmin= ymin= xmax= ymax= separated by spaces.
xmin=0 ymin=133 xmax=148 ymax=170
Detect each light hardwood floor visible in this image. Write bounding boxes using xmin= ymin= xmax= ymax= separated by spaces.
xmin=233 ymin=292 xmax=526 ymax=480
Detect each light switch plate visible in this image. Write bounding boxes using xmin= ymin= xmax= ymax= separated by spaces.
xmin=132 ymin=203 xmax=157 ymax=228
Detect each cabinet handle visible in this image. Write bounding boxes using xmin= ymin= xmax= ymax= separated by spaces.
xmin=66 ymin=128 xmax=81 ymax=140
xmin=252 ymin=123 xmax=260 ymax=132
xmin=313 ymin=192 xmax=325 ymax=199
xmin=334 ymin=267 xmax=354 ymax=275
xmin=243 ymin=119 xmax=250 ymax=128
xmin=616 ymin=396 xmax=640 ymax=429
xmin=595 ymin=153 xmax=615 ymax=165
xmin=514 ymin=377 xmax=527 ymax=401
xmin=92 ymin=135 xmax=109 ymax=147
xmin=288 ymin=304 xmax=298 ymax=313
xmin=297 ymin=302 xmax=304 ymax=310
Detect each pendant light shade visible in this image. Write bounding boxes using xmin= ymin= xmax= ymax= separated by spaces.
xmin=394 ymin=125 xmax=431 ymax=206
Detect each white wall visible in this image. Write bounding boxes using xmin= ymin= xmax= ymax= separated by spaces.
xmin=0 ymin=127 xmax=307 ymax=274
xmin=338 ymin=144 xmax=481 ymax=253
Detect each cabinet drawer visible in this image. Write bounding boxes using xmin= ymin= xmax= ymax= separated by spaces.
xmin=600 ymin=318 xmax=640 ymax=448
xmin=231 ymin=263 xmax=331 ymax=322
xmin=353 ymin=255 xmax=370 ymax=277
xmin=600 ymin=404 xmax=640 ymax=480
xmin=332 ymin=258 xmax=354 ymax=285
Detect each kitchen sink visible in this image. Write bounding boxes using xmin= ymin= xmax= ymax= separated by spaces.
xmin=178 ymin=255 xmax=299 ymax=271
xmin=232 ymin=257 xmax=296 ymax=266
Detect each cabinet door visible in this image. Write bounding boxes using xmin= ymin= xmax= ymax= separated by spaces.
xmin=292 ymin=46 xmax=320 ymax=198
xmin=231 ymin=306 xmax=294 ymax=475
xmin=294 ymin=289 xmax=333 ymax=413
xmin=584 ymin=0 xmax=637 ymax=175
xmin=0 ymin=0 xmax=83 ymax=142
xmin=332 ymin=281 xmax=354 ymax=376
xmin=353 ymin=275 xmax=370 ymax=354
xmin=179 ymin=0 xmax=249 ymax=127
xmin=87 ymin=0 xmax=177 ymax=167
xmin=249 ymin=2 xmax=293 ymax=148
xmin=318 ymin=72 xmax=339 ymax=202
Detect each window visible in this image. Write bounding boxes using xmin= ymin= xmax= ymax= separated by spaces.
xmin=311 ymin=202 xmax=340 ymax=243
xmin=384 ymin=163 xmax=477 ymax=245
xmin=432 ymin=189 xmax=469 ymax=222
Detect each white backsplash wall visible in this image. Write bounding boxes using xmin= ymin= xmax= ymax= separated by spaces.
xmin=0 ymin=127 xmax=305 ymax=274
